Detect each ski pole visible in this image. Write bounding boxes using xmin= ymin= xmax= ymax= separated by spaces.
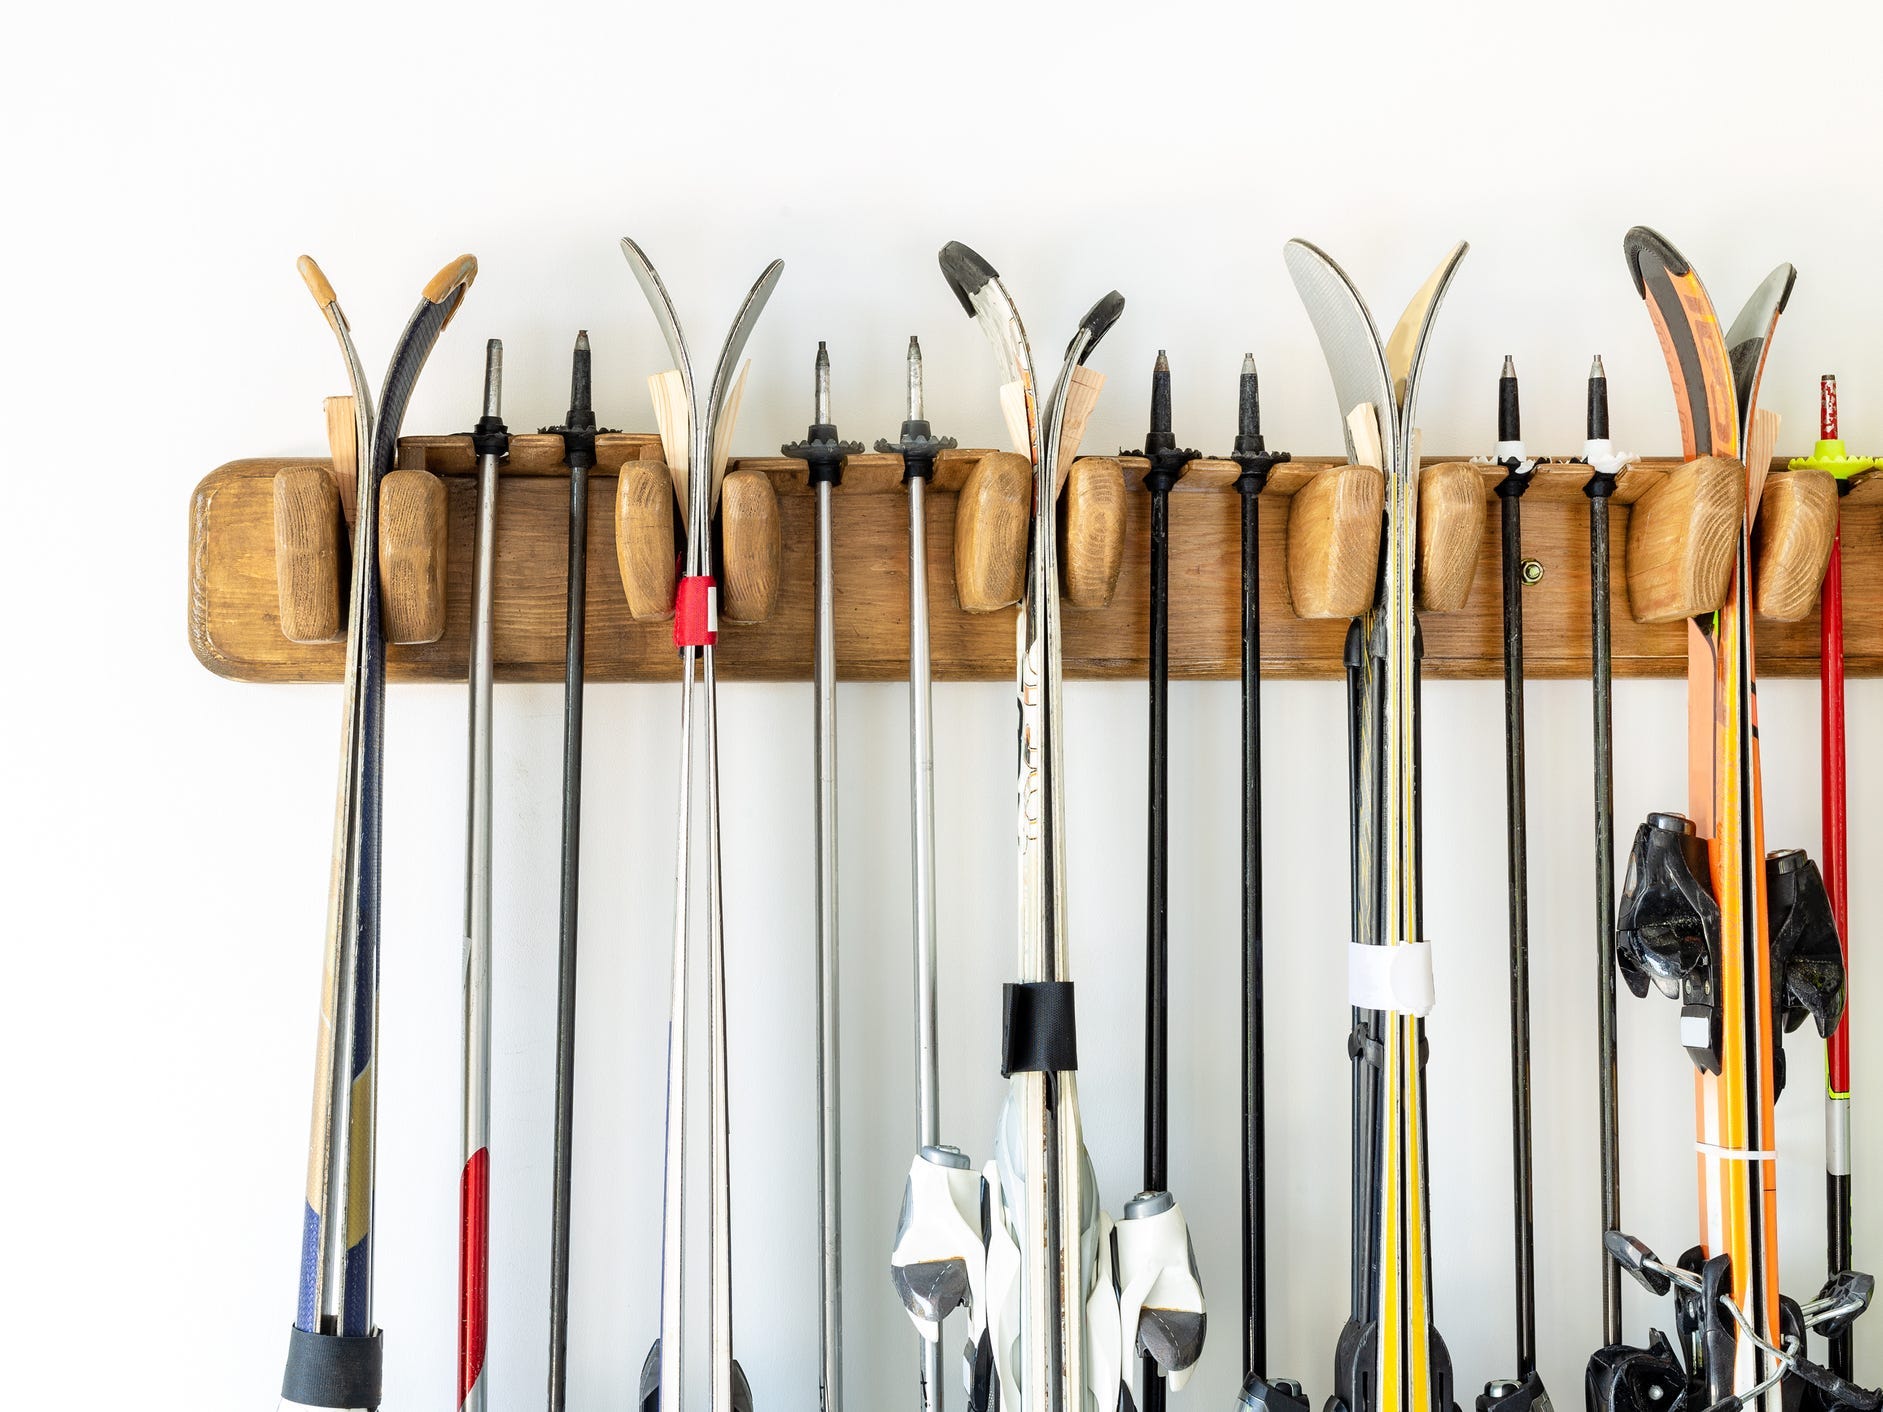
xmin=1480 ymin=357 xmax=1547 ymax=1412
xmin=461 ymin=339 xmax=507 ymax=1412
xmin=1788 ymin=375 xmax=1871 ymax=1383
xmin=1226 ymin=356 xmax=1304 ymax=1412
xmin=1581 ymin=354 xmax=1630 ymax=1351
xmin=783 ymin=343 xmax=862 ymax=1412
xmin=543 ymin=332 xmax=605 ymax=1412
xmin=876 ymin=337 xmax=963 ymax=1412
xmin=281 ymin=252 xmax=475 ymax=1412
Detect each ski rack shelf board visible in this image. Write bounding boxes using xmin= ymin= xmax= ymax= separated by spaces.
xmin=188 ymin=436 xmax=1883 ymax=683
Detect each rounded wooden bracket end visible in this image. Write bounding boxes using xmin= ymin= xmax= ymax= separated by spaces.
xmin=1284 ymin=463 xmax=1383 ymax=619
xmin=1754 ymin=467 xmax=1838 ymax=622
xmin=1624 ymin=455 xmax=1746 ymax=624
xmin=1416 ymin=461 xmax=1487 ymax=614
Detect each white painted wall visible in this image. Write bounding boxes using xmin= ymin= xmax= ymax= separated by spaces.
xmin=7 ymin=1 xmax=1881 ymax=1407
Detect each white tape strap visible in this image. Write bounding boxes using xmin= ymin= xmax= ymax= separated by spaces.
xmin=1582 ymin=439 xmax=1638 ymax=479
xmin=1694 ymin=1141 xmax=1778 ymax=1162
xmin=1348 ymin=941 xmax=1435 ymax=1017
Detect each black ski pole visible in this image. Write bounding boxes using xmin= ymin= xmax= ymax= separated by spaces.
xmin=545 ymin=331 xmax=607 ymax=1412
xmin=1480 ymin=357 xmax=1547 ymax=1412
xmin=1227 ymin=356 xmax=1306 ymax=1412
xmin=1582 ymin=355 xmax=1626 ymax=1351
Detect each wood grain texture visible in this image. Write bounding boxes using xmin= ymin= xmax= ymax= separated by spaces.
xmin=1753 ymin=467 xmax=1838 ymax=622
xmin=378 ymin=469 xmax=447 ymax=644
xmin=1417 ymin=461 xmax=1486 ymax=613
xmin=188 ymin=447 xmax=1883 ymax=682
xmin=271 ymin=466 xmax=345 ymax=643
xmin=1625 ymin=454 xmax=1746 ymax=624
xmin=719 ymin=469 xmax=780 ymax=623
xmin=1285 ymin=462 xmax=1383 ymax=619
xmin=616 ymin=459 xmax=677 ymax=621
xmin=1062 ymin=456 xmax=1126 ymax=608
xmin=323 ymin=395 xmax=357 ymax=523
xmin=955 ymin=450 xmax=1031 ymax=613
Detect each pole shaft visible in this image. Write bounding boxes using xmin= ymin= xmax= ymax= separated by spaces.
xmin=1239 ymin=482 xmax=1266 ymax=1374
xmin=1590 ymin=485 xmax=1623 ymax=1347
xmin=1822 ymin=526 xmax=1853 ymax=1379
xmin=815 ymin=479 xmax=844 ymax=1412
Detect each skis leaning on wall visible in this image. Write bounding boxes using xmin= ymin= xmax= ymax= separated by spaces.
xmin=1589 ymin=226 xmax=1872 ymax=1412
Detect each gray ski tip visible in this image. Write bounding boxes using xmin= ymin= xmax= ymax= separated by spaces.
xmin=1622 ymin=227 xmax=1689 ymax=297
xmin=939 ymin=241 xmax=999 ymax=317
xmin=638 ymin=1340 xmax=662 ymax=1410
xmin=732 ymin=1358 xmax=755 ymax=1412
xmin=892 ymin=1258 xmax=972 ymax=1323
xmin=1073 ymin=290 xmax=1125 ymax=360
xmin=1136 ymin=1307 xmax=1206 ymax=1372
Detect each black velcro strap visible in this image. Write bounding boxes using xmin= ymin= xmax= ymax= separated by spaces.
xmin=281 ymin=1325 xmax=383 ymax=1408
xmin=1002 ymin=981 xmax=1078 ymax=1077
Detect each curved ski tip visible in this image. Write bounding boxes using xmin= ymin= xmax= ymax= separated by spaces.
xmin=637 ymin=1340 xmax=661 ymax=1410
xmin=731 ymin=1358 xmax=755 ymax=1412
xmin=939 ymin=240 xmax=997 ymax=316
xmin=1773 ymin=263 xmax=1799 ymax=314
xmin=1622 ymin=226 xmax=1688 ymax=296
xmin=296 ymin=255 xmax=336 ymax=308
xmin=423 ymin=253 xmax=478 ymax=309
xmin=1076 ymin=290 xmax=1126 ymax=356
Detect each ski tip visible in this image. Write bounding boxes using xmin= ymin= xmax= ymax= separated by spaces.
xmin=1589 ymin=353 xmax=1605 ymax=380
xmin=1077 ymin=290 xmax=1126 ymax=358
xmin=296 ymin=255 xmax=336 ymax=309
xmin=938 ymin=241 xmax=997 ymax=317
xmin=1773 ymin=263 xmax=1799 ymax=315
xmin=1621 ymin=226 xmax=1687 ymax=297
xmin=423 ymin=254 xmax=479 ymax=306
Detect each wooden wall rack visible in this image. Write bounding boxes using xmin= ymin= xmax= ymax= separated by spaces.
xmin=188 ymin=436 xmax=1883 ymax=683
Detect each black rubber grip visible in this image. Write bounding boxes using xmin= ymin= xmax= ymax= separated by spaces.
xmin=1001 ymin=980 xmax=1078 ymax=1076
xmin=281 ymin=1325 xmax=383 ymax=1408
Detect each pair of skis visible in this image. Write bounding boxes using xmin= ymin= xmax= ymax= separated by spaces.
xmin=280 ymin=253 xmax=477 ymax=1412
xmin=1591 ymin=228 xmax=1868 ymax=1412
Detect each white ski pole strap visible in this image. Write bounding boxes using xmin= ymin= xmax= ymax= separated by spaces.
xmin=1694 ymin=1141 xmax=1779 ymax=1162
xmin=1347 ymin=942 xmax=1435 ymax=1017
xmin=1001 ymin=981 xmax=1078 ymax=1076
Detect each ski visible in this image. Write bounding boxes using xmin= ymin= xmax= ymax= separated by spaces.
xmin=782 ymin=341 xmax=863 ymax=1412
xmin=1479 ymin=359 xmax=1548 ymax=1412
xmin=280 ymin=252 xmax=476 ymax=1412
xmin=1594 ymin=227 xmax=1866 ymax=1412
xmin=1227 ymin=354 xmax=1303 ymax=1412
xmin=1581 ymin=353 xmax=1634 ymax=1356
xmin=1789 ymin=374 xmax=1871 ymax=1382
xmin=881 ymin=336 xmax=972 ymax=1412
xmin=544 ymin=329 xmax=604 ymax=1412
xmin=1116 ymin=350 xmax=1207 ymax=1412
xmin=461 ymin=339 xmax=507 ymax=1412
xmin=938 ymin=240 xmax=1125 ymax=1412
xmin=621 ymin=237 xmax=781 ymax=1412
xmin=1285 ymin=236 xmax=1466 ymax=1412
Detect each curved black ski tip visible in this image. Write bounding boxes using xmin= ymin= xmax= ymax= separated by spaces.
xmin=1622 ymin=226 xmax=1690 ymax=297
xmin=1073 ymin=290 xmax=1126 ymax=361
xmin=1236 ymin=1372 xmax=1310 ymax=1412
xmin=1772 ymin=263 xmax=1799 ymax=314
xmin=1477 ymin=1370 xmax=1551 ymax=1412
xmin=940 ymin=241 xmax=999 ymax=317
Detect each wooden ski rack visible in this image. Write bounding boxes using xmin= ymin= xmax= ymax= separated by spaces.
xmin=188 ymin=436 xmax=1883 ymax=683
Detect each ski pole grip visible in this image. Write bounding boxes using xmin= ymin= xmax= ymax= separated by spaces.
xmin=1000 ymin=980 xmax=1079 ymax=1077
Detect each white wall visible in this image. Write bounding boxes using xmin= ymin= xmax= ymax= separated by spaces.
xmin=7 ymin=1 xmax=1882 ymax=1407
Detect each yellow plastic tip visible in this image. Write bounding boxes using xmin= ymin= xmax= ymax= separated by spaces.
xmin=1788 ymin=440 xmax=1876 ymax=478
xmin=423 ymin=254 xmax=479 ymax=305
xmin=297 ymin=255 xmax=337 ymax=308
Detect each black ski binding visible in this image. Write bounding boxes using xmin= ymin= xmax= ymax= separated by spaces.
xmin=1478 ymin=1370 xmax=1550 ymax=1412
xmin=1765 ymin=848 xmax=1845 ymax=1098
xmin=1586 ymin=1329 xmax=1691 ymax=1412
xmin=1616 ymin=812 xmax=1723 ymax=1072
xmin=1240 ymin=1373 xmax=1311 ymax=1412
xmin=1328 ymin=1317 xmax=1458 ymax=1412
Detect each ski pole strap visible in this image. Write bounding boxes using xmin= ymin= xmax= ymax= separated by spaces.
xmin=1348 ymin=1026 xmax=1429 ymax=1070
xmin=1347 ymin=941 xmax=1435 ymax=1017
xmin=674 ymin=575 xmax=718 ymax=648
xmin=1694 ymin=1140 xmax=1778 ymax=1162
xmin=1001 ymin=981 xmax=1078 ymax=1077
xmin=281 ymin=1326 xmax=383 ymax=1409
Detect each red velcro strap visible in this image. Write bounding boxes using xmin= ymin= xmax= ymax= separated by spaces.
xmin=674 ymin=575 xmax=718 ymax=647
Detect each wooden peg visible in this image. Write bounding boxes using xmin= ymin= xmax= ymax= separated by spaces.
xmin=1624 ymin=455 xmax=1746 ymax=624
xmin=324 ymin=395 xmax=358 ymax=523
xmin=616 ymin=459 xmax=677 ymax=621
xmin=1754 ymin=467 xmax=1838 ymax=622
xmin=1062 ymin=456 xmax=1126 ymax=608
xmin=271 ymin=466 xmax=346 ymax=643
xmin=720 ymin=469 xmax=781 ymax=623
xmin=956 ymin=450 xmax=1033 ymax=613
xmin=378 ymin=468 xmax=448 ymax=644
xmin=1416 ymin=461 xmax=1486 ymax=613
xmin=1285 ymin=462 xmax=1383 ymax=619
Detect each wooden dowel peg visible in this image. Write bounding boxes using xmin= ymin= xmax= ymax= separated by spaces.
xmin=1285 ymin=462 xmax=1383 ymax=619
xmin=1062 ymin=456 xmax=1126 ymax=608
xmin=616 ymin=459 xmax=678 ymax=621
xmin=1416 ymin=461 xmax=1486 ymax=613
xmin=1754 ymin=466 xmax=1838 ymax=622
xmin=378 ymin=468 xmax=449 ymax=644
xmin=955 ymin=450 xmax=1033 ymax=613
xmin=1624 ymin=455 xmax=1746 ymax=624
xmin=271 ymin=466 xmax=346 ymax=643
xmin=720 ymin=469 xmax=781 ymax=623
